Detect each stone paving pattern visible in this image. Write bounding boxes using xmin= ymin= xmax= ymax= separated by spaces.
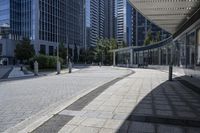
xmin=56 ymin=69 xmax=200 ymax=133
xmin=0 ymin=66 xmax=130 ymax=132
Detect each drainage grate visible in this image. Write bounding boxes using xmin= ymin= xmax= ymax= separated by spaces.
xmin=32 ymin=71 xmax=134 ymax=133
xmin=65 ymin=72 xmax=134 ymax=111
xmin=31 ymin=115 xmax=73 ymax=133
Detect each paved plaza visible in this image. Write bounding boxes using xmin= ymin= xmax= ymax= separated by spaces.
xmin=1 ymin=67 xmax=200 ymax=133
xmin=0 ymin=66 xmax=130 ymax=132
xmin=31 ymin=69 xmax=200 ymax=133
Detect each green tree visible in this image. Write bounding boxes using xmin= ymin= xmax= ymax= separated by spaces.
xmin=106 ymin=38 xmax=117 ymax=64
xmin=144 ymin=30 xmax=153 ymax=46
xmin=15 ymin=37 xmax=35 ymax=63
xmin=87 ymin=47 xmax=95 ymax=63
xmin=94 ymin=39 xmax=104 ymax=62
xmin=156 ymin=31 xmax=161 ymax=42
xmin=94 ymin=38 xmax=117 ymax=65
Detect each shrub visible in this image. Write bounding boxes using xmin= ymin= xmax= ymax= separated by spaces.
xmin=30 ymin=55 xmax=63 ymax=69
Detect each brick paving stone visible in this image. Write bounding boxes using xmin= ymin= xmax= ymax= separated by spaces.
xmin=67 ymin=117 xmax=86 ymax=126
xmin=128 ymin=121 xmax=155 ymax=133
xmin=71 ymin=126 xmax=99 ymax=133
xmin=99 ymin=128 xmax=116 ymax=133
xmin=102 ymin=119 xmax=125 ymax=129
xmin=157 ymin=124 xmax=184 ymax=133
xmin=58 ymin=124 xmax=77 ymax=133
xmin=97 ymin=112 xmax=114 ymax=119
xmin=80 ymin=118 xmax=106 ymax=128
xmin=0 ymin=66 xmax=130 ymax=132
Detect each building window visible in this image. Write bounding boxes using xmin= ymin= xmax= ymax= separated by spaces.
xmin=49 ymin=46 xmax=54 ymax=56
xmin=40 ymin=44 xmax=46 ymax=55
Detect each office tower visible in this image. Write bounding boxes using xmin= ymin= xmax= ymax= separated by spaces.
xmin=104 ymin=0 xmax=115 ymax=39
xmin=0 ymin=0 xmax=84 ymax=60
xmin=84 ymin=0 xmax=105 ymax=48
xmin=116 ymin=0 xmax=136 ymax=46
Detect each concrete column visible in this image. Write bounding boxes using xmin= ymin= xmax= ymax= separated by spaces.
xmin=130 ymin=49 xmax=133 ymax=67
xmin=113 ymin=52 xmax=116 ymax=66
xmin=171 ymin=47 xmax=173 ymax=64
xmin=158 ymin=48 xmax=161 ymax=65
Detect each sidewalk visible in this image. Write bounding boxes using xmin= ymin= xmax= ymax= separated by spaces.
xmin=8 ymin=67 xmax=34 ymax=78
xmin=4 ymin=67 xmax=80 ymax=80
xmin=7 ymin=68 xmax=200 ymax=133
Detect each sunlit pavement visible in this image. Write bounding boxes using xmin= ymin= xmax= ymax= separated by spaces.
xmin=0 ymin=66 xmax=130 ymax=133
xmin=31 ymin=69 xmax=200 ymax=133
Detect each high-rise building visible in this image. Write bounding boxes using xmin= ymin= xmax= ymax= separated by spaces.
xmin=116 ymin=0 xmax=127 ymax=46
xmin=115 ymin=0 xmax=135 ymax=46
xmin=116 ymin=0 xmax=170 ymax=47
xmin=104 ymin=0 xmax=115 ymax=39
xmin=84 ymin=0 xmax=106 ymax=48
xmin=0 ymin=0 xmax=84 ymax=62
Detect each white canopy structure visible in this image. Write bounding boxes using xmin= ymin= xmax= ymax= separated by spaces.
xmin=129 ymin=0 xmax=200 ymax=34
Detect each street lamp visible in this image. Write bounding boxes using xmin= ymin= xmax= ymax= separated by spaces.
xmin=56 ymin=0 xmax=61 ymax=74
xmin=66 ymin=34 xmax=69 ymax=65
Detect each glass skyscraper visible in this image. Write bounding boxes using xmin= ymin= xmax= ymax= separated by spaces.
xmin=84 ymin=0 xmax=105 ymax=48
xmin=0 ymin=0 xmax=10 ymax=26
xmin=104 ymin=0 xmax=115 ymax=39
xmin=116 ymin=0 xmax=170 ymax=47
xmin=0 ymin=0 xmax=84 ymax=59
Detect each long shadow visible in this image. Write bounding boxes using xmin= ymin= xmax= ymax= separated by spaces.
xmin=117 ymin=76 xmax=200 ymax=133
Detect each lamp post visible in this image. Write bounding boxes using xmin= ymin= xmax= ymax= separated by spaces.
xmin=56 ymin=0 xmax=60 ymax=74
xmin=66 ymin=34 xmax=69 ymax=65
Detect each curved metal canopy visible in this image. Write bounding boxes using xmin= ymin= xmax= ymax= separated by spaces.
xmin=129 ymin=0 xmax=200 ymax=34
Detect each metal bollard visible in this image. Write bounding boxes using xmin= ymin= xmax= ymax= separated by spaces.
xmin=169 ymin=65 xmax=173 ymax=81
xmin=57 ymin=61 xmax=61 ymax=74
xmin=69 ymin=61 xmax=72 ymax=73
xmin=34 ymin=61 xmax=39 ymax=76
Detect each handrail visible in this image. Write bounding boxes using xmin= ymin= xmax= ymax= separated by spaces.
xmin=112 ymin=36 xmax=173 ymax=52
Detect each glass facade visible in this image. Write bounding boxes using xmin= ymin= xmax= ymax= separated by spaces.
xmin=115 ymin=19 xmax=200 ymax=79
xmin=84 ymin=0 xmax=105 ymax=47
xmin=66 ymin=0 xmax=82 ymax=47
xmin=116 ymin=0 xmax=170 ymax=47
xmin=0 ymin=0 xmax=84 ymax=56
xmin=116 ymin=37 xmax=174 ymax=66
xmin=104 ymin=0 xmax=115 ymax=39
xmin=39 ymin=0 xmax=67 ymax=43
xmin=116 ymin=0 xmax=126 ymax=45
xmin=0 ymin=0 xmax=10 ymax=26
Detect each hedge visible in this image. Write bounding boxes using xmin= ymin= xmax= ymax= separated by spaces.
xmin=30 ymin=55 xmax=63 ymax=69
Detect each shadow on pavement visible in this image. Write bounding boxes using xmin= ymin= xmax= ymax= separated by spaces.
xmin=117 ymin=76 xmax=200 ymax=133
